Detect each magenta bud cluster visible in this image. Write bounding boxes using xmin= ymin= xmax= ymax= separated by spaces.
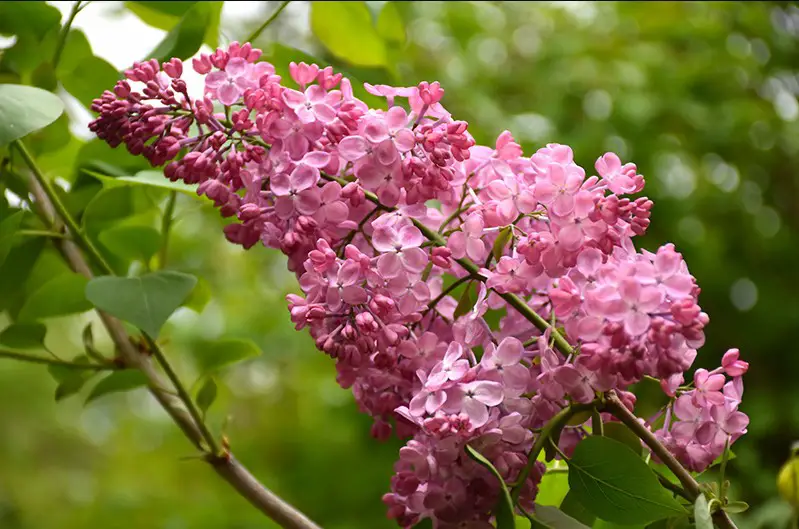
xmin=90 ymin=42 xmax=749 ymax=529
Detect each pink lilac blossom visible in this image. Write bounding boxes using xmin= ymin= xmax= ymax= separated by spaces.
xmin=89 ymin=42 xmax=748 ymax=529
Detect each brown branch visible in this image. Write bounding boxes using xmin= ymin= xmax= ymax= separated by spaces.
xmin=605 ymin=392 xmax=737 ymax=529
xmin=20 ymin=150 xmax=322 ymax=529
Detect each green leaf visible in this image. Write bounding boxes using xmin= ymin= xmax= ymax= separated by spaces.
xmin=183 ymin=276 xmax=211 ymax=312
xmin=723 ymin=501 xmax=748 ymax=514
xmin=0 ymin=238 xmax=46 ymax=313
xmin=86 ymin=369 xmax=149 ymax=403
xmin=0 ymin=84 xmax=64 ymax=147
xmin=532 ymin=504 xmax=591 ymax=528
xmin=18 ymin=272 xmax=92 ymax=321
xmin=98 ymin=225 xmax=161 ymax=263
xmin=85 ymin=271 xmax=197 ymax=338
xmin=603 ymin=422 xmax=643 ymax=456
xmin=464 ymin=444 xmax=515 ymax=529
xmin=61 ymin=56 xmax=120 ymax=108
xmin=81 ymin=323 xmax=107 ymax=363
xmin=192 ymin=338 xmax=261 ymax=375
xmin=559 ymin=491 xmax=596 ymax=527
xmin=693 ymin=495 xmax=713 ymax=529
xmin=376 ymin=2 xmax=405 ymax=44
xmin=55 ymin=372 xmax=94 ymax=401
xmin=0 ymin=210 xmax=25 ymax=268
xmin=492 ymin=226 xmax=513 ymax=262
xmin=55 ymin=30 xmax=93 ymax=76
xmin=536 ymin=469 xmax=569 ymax=507
xmin=0 ymin=322 xmax=47 ymax=350
xmin=567 ymin=436 xmax=686 ymax=525
xmin=311 ymin=2 xmax=387 ymax=67
xmin=85 ymin=169 xmax=198 ymax=195
xmin=147 ymin=2 xmax=217 ymax=62
xmin=76 ymin=139 xmax=151 ymax=176
xmin=47 ymin=355 xmax=96 ymax=401
xmin=31 ymin=62 xmax=57 ymax=91
xmin=412 ymin=519 xmax=433 ymax=529
xmin=0 ymin=1 xmax=61 ymax=39
xmin=196 ymin=376 xmax=218 ymax=415
xmin=126 ymin=1 xmax=220 ymax=48
xmin=453 ymin=281 xmax=475 ymax=319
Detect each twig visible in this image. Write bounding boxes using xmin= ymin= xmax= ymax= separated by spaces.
xmin=145 ymin=334 xmax=222 ymax=456
xmin=19 ymin=145 xmax=322 ymax=529
xmin=13 ymin=140 xmax=114 ymax=275
xmin=17 ymin=229 xmax=67 ymax=239
xmin=53 ymin=1 xmax=83 ymax=70
xmin=0 ymin=347 xmax=116 ymax=370
xmin=245 ymin=1 xmax=291 ymax=44
xmin=605 ymin=392 xmax=737 ymax=529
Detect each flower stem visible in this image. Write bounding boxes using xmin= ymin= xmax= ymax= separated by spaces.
xmin=53 ymin=1 xmax=83 ymax=70
xmin=159 ymin=191 xmax=177 ymax=269
xmin=0 ymin=347 xmax=116 ymax=370
xmin=245 ymin=0 xmax=291 ymax=44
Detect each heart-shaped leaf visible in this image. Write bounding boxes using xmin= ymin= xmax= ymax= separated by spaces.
xmin=85 ymin=271 xmax=197 ymax=337
xmin=567 ymin=436 xmax=686 ymax=525
xmin=0 ymin=84 xmax=64 ymax=147
xmin=0 ymin=322 xmax=47 ymax=349
xmin=192 ymin=338 xmax=261 ymax=375
xmin=86 ymin=369 xmax=149 ymax=403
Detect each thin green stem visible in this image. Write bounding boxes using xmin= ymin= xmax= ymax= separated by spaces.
xmin=18 ymin=229 xmax=67 ymax=239
xmin=719 ymin=437 xmax=731 ymax=501
xmin=145 ymin=335 xmax=223 ymax=457
xmin=0 ymin=347 xmax=116 ymax=370
xmin=510 ymin=400 xmax=598 ymax=502
xmin=654 ymin=470 xmax=692 ymax=502
xmin=159 ymin=191 xmax=177 ymax=269
xmin=423 ymin=275 xmax=472 ymax=316
xmin=53 ymin=1 xmax=83 ymax=69
xmin=245 ymin=0 xmax=291 ymax=43
xmin=592 ymin=407 xmax=604 ymax=436
xmin=13 ymin=140 xmax=114 ymax=275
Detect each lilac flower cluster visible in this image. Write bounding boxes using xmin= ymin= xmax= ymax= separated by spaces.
xmin=90 ymin=42 xmax=749 ymax=529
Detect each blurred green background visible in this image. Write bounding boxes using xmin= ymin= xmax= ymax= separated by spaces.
xmin=1 ymin=1 xmax=798 ymax=528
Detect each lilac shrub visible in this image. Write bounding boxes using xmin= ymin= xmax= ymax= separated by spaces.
xmin=90 ymin=42 xmax=748 ymax=528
